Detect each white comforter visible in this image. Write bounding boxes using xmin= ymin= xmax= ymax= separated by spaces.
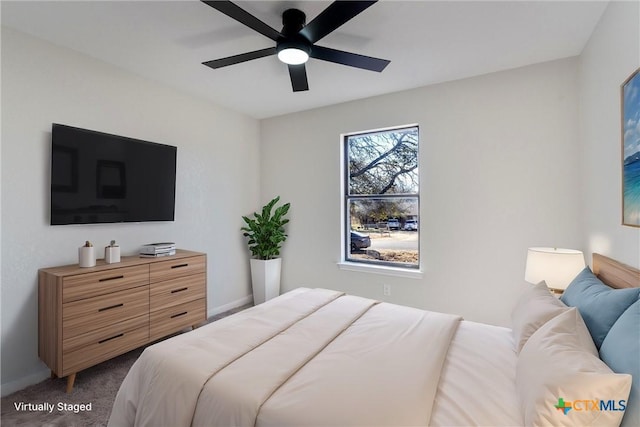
xmin=108 ymin=288 xmax=462 ymax=427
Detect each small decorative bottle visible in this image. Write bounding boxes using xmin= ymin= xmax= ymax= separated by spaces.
xmin=78 ymin=241 xmax=96 ymax=268
xmin=105 ymin=240 xmax=121 ymax=264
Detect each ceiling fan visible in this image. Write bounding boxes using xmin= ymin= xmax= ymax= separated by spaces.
xmin=201 ymin=0 xmax=390 ymax=92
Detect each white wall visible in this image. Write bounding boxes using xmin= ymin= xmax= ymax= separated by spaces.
xmin=580 ymin=0 xmax=640 ymax=268
xmin=1 ymin=28 xmax=260 ymax=394
xmin=260 ymin=58 xmax=583 ymax=327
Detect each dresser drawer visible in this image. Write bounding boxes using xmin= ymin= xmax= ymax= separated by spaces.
xmin=63 ymin=265 xmax=149 ymax=303
xmin=150 ymin=273 xmax=205 ymax=312
xmin=149 ymin=255 xmax=205 ymax=283
xmin=149 ymin=299 xmax=206 ymax=342
xmin=63 ymin=285 xmax=149 ymax=340
xmin=62 ymin=314 xmax=149 ymax=375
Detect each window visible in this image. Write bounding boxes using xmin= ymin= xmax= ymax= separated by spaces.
xmin=343 ymin=125 xmax=419 ymax=270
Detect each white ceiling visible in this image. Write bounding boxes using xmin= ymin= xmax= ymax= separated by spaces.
xmin=2 ymin=0 xmax=608 ymax=119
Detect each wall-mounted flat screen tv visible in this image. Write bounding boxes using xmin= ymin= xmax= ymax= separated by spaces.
xmin=50 ymin=123 xmax=177 ymax=225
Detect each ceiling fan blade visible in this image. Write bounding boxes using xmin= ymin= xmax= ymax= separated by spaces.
xmin=203 ymin=47 xmax=277 ymax=69
xmin=310 ymin=45 xmax=390 ymax=72
xmin=300 ymin=1 xmax=377 ymax=44
xmin=201 ymin=0 xmax=282 ymax=42
xmin=288 ymin=64 xmax=309 ymax=92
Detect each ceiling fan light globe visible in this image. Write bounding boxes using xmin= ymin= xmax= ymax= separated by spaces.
xmin=277 ymin=48 xmax=309 ymax=65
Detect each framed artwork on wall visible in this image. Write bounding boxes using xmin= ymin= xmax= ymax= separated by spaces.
xmin=622 ymin=67 xmax=640 ymax=227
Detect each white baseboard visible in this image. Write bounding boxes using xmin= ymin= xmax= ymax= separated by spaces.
xmin=1 ymin=368 xmax=50 ymax=397
xmin=207 ymin=294 xmax=253 ymax=318
xmin=1 ymin=295 xmax=253 ymax=397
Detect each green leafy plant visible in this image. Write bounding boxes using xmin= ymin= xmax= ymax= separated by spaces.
xmin=241 ymin=196 xmax=291 ymax=260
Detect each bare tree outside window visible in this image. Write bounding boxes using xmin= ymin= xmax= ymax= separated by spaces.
xmin=344 ymin=126 xmax=419 ymax=268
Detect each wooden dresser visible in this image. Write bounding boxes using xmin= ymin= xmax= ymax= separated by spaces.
xmin=38 ymin=249 xmax=206 ymax=392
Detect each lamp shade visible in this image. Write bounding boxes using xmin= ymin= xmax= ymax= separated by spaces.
xmin=524 ymin=247 xmax=585 ymax=291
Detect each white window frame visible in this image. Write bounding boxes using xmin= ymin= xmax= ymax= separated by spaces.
xmin=338 ymin=124 xmax=423 ymax=278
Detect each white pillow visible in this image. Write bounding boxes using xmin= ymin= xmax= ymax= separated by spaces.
xmin=516 ymin=308 xmax=631 ymax=427
xmin=511 ymin=281 xmax=570 ymax=353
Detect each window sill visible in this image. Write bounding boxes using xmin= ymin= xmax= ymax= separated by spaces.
xmin=337 ymin=261 xmax=423 ymax=279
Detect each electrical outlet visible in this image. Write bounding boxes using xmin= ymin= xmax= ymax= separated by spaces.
xmin=383 ymin=284 xmax=391 ymax=296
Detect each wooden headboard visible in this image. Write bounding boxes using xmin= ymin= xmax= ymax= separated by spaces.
xmin=592 ymin=253 xmax=640 ymax=289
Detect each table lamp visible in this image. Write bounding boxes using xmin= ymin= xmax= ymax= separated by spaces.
xmin=524 ymin=247 xmax=585 ymax=294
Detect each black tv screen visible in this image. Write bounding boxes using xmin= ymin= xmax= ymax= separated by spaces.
xmin=50 ymin=124 xmax=177 ymax=225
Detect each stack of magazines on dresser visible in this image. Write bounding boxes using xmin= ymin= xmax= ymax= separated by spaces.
xmin=140 ymin=242 xmax=176 ymax=258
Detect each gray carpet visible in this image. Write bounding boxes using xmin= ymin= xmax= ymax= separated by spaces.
xmin=1 ymin=304 xmax=251 ymax=426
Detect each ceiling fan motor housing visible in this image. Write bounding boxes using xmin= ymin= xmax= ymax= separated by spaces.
xmin=281 ymin=9 xmax=306 ymax=36
xmin=277 ymin=9 xmax=311 ymax=55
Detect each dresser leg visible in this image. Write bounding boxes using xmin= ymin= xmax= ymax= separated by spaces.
xmin=51 ymin=371 xmax=57 ymax=379
xmin=66 ymin=373 xmax=76 ymax=393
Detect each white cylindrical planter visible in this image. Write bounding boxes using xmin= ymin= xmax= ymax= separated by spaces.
xmin=250 ymin=258 xmax=281 ymax=305
xmin=78 ymin=246 xmax=96 ymax=268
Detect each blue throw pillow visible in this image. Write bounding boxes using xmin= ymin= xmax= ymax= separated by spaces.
xmin=560 ymin=267 xmax=640 ymax=348
xmin=600 ymin=300 xmax=640 ymax=427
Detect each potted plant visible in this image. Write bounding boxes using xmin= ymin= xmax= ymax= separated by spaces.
xmin=241 ymin=196 xmax=290 ymax=304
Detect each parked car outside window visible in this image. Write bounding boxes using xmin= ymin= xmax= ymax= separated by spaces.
xmin=350 ymin=231 xmax=371 ymax=251
xmin=387 ymin=218 xmax=400 ymax=230
xmin=404 ymin=220 xmax=418 ymax=231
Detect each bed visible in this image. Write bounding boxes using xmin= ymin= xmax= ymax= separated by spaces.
xmin=108 ymin=253 xmax=639 ymax=427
